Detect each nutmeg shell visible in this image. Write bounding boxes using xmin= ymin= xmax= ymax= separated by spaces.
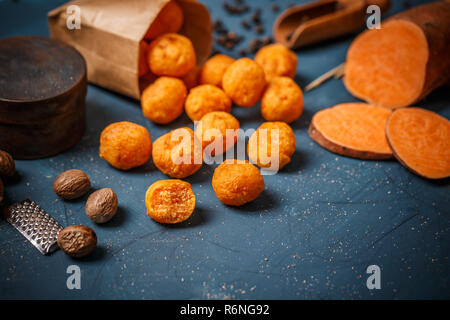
xmin=53 ymin=169 xmax=91 ymax=200
xmin=0 ymin=150 xmax=15 ymax=178
xmin=0 ymin=178 xmax=4 ymax=205
xmin=57 ymin=225 xmax=97 ymax=258
xmin=85 ymin=188 xmax=118 ymax=223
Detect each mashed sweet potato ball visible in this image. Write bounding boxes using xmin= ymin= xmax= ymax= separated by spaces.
xmin=185 ymin=84 xmax=232 ymax=121
xmin=222 ymin=58 xmax=266 ymax=107
xmin=261 ymin=76 xmax=303 ymax=123
xmin=248 ymin=121 xmax=296 ymax=170
xmin=199 ymin=54 xmax=235 ymax=88
xmin=100 ymin=121 xmax=152 ymax=170
xmin=255 ymin=44 xmax=297 ymax=82
xmin=152 ymin=127 xmax=202 ymax=178
xmin=141 ymin=76 xmax=187 ymax=124
xmin=212 ymin=159 xmax=264 ymax=206
xmin=147 ymin=33 xmax=196 ymax=77
xmin=145 ymin=179 xmax=195 ymax=224
xmin=194 ymin=111 xmax=240 ymax=156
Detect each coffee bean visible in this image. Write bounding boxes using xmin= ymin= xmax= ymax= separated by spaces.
xmin=241 ymin=20 xmax=251 ymax=30
xmin=223 ymin=1 xmax=249 ymax=15
xmin=262 ymin=36 xmax=273 ymax=45
xmin=255 ymin=25 xmax=264 ymax=34
xmin=227 ymin=31 xmax=237 ymax=41
xmin=216 ymin=35 xmax=227 ymax=45
xmin=249 ymin=38 xmax=263 ymax=53
xmin=213 ymin=19 xmax=228 ymax=34
xmin=251 ymin=12 xmax=261 ymax=24
xmin=225 ymin=41 xmax=234 ymax=50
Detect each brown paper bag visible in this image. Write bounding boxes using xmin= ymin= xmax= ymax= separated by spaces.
xmin=48 ymin=0 xmax=212 ymax=99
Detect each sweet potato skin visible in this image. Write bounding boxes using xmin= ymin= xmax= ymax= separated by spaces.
xmin=308 ymin=103 xmax=393 ymax=160
xmin=345 ymin=2 xmax=450 ymax=108
xmin=308 ymin=122 xmax=393 ymax=160
xmin=391 ymin=1 xmax=450 ymax=102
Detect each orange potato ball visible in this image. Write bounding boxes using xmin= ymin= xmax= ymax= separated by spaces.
xmin=261 ymin=76 xmax=304 ymax=123
xmin=185 ymin=84 xmax=232 ymax=121
xmin=194 ymin=111 xmax=240 ymax=156
xmin=100 ymin=121 xmax=152 ymax=170
xmin=145 ymin=179 xmax=195 ymax=224
xmin=141 ymin=77 xmax=187 ymax=124
xmin=139 ymin=71 xmax=158 ymax=93
xmin=248 ymin=121 xmax=296 ymax=170
xmin=255 ymin=44 xmax=298 ymax=82
xmin=212 ymin=159 xmax=264 ymax=206
xmin=144 ymin=1 xmax=184 ymax=40
xmin=152 ymin=127 xmax=202 ymax=178
xmin=222 ymin=58 xmax=266 ymax=107
xmin=182 ymin=65 xmax=201 ymax=91
xmin=147 ymin=33 xmax=196 ymax=77
xmin=139 ymin=41 xmax=150 ymax=77
xmin=199 ymin=54 xmax=235 ymax=88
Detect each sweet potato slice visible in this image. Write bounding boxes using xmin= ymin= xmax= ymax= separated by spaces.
xmin=386 ymin=107 xmax=450 ymax=179
xmin=308 ymin=103 xmax=393 ymax=160
xmin=344 ymin=2 xmax=450 ymax=109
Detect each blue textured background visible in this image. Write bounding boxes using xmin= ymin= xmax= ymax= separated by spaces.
xmin=0 ymin=0 xmax=448 ymax=300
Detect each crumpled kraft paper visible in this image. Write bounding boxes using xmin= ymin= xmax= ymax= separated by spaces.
xmin=48 ymin=0 xmax=212 ymax=99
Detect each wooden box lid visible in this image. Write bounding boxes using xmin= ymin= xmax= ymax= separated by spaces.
xmin=0 ymin=36 xmax=87 ymax=159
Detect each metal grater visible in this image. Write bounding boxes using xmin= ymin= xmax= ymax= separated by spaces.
xmin=5 ymin=199 xmax=64 ymax=255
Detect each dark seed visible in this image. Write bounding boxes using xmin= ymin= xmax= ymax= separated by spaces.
xmin=255 ymin=25 xmax=264 ymax=34
xmin=271 ymin=4 xmax=280 ymax=12
xmin=241 ymin=4 xmax=250 ymax=13
xmin=223 ymin=1 xmax=249 ymax=15
xmin=252 ymin=15 xmax=261 ymax=24
xmin=241 ymin=20 xmax=251 ymax=30
xmin=227 ymin=31 xmax=237 ymax=41
xmin=249 ymin=38 xmax=263 ymax=53
xmin=225 ymin=41 xmax=234 ymax=50
xmin=216 ymin=36 xmax=227 ymax=45
xmin=239 ymin=48 xmax=248 ymax=56
xmin=262 ymin=36 xmax=273 ymax=45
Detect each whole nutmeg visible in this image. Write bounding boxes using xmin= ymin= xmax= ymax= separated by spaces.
xmin=0 ymin=150 xmax=15 ymax=178
xmin=57 ymin=225 xmax=97 ymax=258
xmin=0 ymin=178 xmax=4 ymax=205
xmin=53 ymin=169 xmax=91 ymax=200
xmin=86 ymin=188 xmax=118 ymax=223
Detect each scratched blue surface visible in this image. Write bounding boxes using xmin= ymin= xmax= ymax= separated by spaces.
xmin=0 ymin=0 xmax=448 ymax=300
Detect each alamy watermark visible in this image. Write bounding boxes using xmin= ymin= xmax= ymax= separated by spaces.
xmin=366 ymin=265 xmax=381 ymax=290
xmin=172 ymin=124 xmax=280 ymax=175
xmin=366 ymin=5 xmax=381 ymax=30
xmin=66 ymin=5 xmax=81 ymax=30
xmin=66 ymin=265 xmax=81 ymax=290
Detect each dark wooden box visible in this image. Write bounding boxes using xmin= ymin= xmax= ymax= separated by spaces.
xmin=0 ymin=36 xmax=87 ymax=159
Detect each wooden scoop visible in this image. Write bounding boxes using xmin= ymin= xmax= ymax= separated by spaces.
xmin=273 ymin=0 xmax=390 ymax=49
